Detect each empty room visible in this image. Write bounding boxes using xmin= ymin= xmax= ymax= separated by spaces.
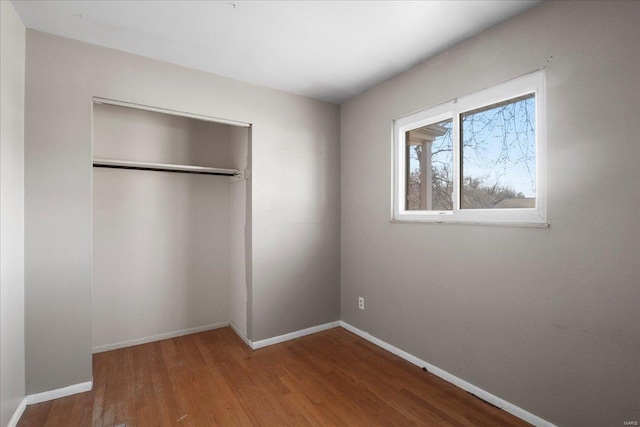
xmin=1 ymin=1 xmax=638 ymax=426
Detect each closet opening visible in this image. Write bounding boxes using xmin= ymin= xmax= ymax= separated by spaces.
xmin=90 ymin=98 xmax=251 ymax=355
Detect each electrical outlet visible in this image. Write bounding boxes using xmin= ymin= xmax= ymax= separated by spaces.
xmin=358 ymin=297 xmax=364 ymax=310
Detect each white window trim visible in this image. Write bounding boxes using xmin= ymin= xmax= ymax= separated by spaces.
xmin=393 ymin=71 xmax=547 ymax=225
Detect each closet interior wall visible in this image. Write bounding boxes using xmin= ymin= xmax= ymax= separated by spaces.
xmin=92 ymin=103 xmax=248 ymax=351
xmin=229 ymin=126 xmax=249 ymax=338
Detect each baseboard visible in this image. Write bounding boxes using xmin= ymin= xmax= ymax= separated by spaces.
xmin=229 ymin=321 xmax=253 ymax=348
xmin=7 ymin=397 xmax=27 ymax=427
xmin=92 ymin=321 xmax=230 ymax=353
xmin=251 ymin=321 xmax=340 ymax=350
xmin=26 ymin=380 xmax=93 ymax=405
xmin=339 ymin=321 xmax=555 ymax=427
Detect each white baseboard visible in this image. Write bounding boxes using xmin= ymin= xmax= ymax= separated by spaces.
xmin=251 ymin=321 xmax=340 ymax=350
xmin=7 ymin=397 xmax=26 ymax=427
xmin=229 ymin=321 xmax=253 ymax=348
xmin=339 ymin=321 xmax=555 ymax=427
xmin=26 ymin=380 xmax=93 ymax=405
xmin=92 ymin=321 xmax=230 ymax=353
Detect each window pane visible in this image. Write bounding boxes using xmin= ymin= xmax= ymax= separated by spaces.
xmin=461 ymin=94 xmax=536 ymax=209
xmin=405 ymin=119 xmax=453 ymax=211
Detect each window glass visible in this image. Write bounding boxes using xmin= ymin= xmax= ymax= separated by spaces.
xmin=460 ymin=94 xmax=536 ymax=209
xmin=405 ymin=119 xmax=453 ymax=211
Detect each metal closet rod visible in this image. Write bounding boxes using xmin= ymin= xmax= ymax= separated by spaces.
xmin=92 ymin=159 xmax=242 ymax=177
xmin=93 ymin=164 xmax=236 ymax=176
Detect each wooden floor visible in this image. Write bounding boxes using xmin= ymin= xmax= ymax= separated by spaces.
xmin=19 ymin=327 xmax=530 ymax=426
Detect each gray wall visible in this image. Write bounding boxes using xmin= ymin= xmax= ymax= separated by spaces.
xmin=25 ymin=30 xmax=340 ymax=395
xmin=92 ymin=104 xmax=242 ymax=350
xmin=0 ymin=1 xmax=26 ymax=425
xmin=340 ymin=2 xmax=639 ymax=426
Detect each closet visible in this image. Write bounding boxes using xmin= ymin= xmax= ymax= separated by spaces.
xmin=91 ymin=99 xmax=250 ymax=353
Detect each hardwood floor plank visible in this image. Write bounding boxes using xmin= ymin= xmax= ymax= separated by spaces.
xmin=42 ymin=396 xmax=77 ymax=427
xmin=18 ymin=327 xmax=531 ymax=426
xmin=17 ymin=400 xmax=52 ymax=427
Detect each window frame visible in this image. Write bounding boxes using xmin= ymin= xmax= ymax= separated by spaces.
xmin=393 ymin=71 xmax=547 ymax=225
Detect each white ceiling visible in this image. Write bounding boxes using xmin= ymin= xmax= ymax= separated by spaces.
xmin=12 ymin=0 xmax=541 ymax=104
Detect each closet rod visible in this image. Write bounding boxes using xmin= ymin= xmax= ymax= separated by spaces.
xmin=93 ymin=159 xmax=241 ymax=177
xmin=93 ymin=164 xmax=237 ymax=176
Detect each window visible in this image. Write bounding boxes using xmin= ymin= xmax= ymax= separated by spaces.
xmin=393 ymin=71 xmax=546 ymax=224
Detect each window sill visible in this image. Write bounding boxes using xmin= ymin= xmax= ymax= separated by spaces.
xmin=390 ymin=219 xmax=550 ymax=229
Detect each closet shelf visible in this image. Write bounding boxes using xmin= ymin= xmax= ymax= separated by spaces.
xmin=93 ymin=158 xmax=242 ymax=177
